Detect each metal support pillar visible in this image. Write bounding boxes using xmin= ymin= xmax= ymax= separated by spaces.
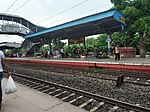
xmin=83 ymin=37 xmax=86 ymax=49
xmin=68 ymin=39 xmax=69 ymax=48
xmin=20 ymin=19 xmax=22 ymax=32
xmin=36 ymin=27 xmax=38 ymax=32
xmin=34 ymin=44 xmax=35 ymax=56
xmin=27 ymin=22 xmax=29 ymax=30
xmin=11 ymin=18 xmax=13 ymax=31
xmin=1 ymin=16 xmax=4 ymax=31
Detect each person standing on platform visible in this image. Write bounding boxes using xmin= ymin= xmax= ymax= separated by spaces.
xmin=47 ymin=49 xmax=51 ymax=59
xmin=73 ymin=48 xmax=77 ymax=58
xmin=0 ymin=50 xmax=10 ymax=110
xmin=60 ymin=48 xmax=64 ymax=58
xmin=44 ymin=50 xmax=48 ymax=58
xmin=114 ymin=46 xmax=120 ymax=61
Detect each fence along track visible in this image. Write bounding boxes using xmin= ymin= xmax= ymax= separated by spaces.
xmin=11 ymin=72 xmax=150 ymax=112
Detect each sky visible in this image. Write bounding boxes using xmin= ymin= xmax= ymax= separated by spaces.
xmin=0 ymin=0 xmax=113 ymax=43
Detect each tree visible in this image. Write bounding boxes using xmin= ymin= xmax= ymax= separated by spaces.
xmin=95 ymin=34 xmax=108 ymax=53
xmin=86 ymin=34 xmax=108 ymax=53
xmin=52 ymin=39 xmax=66 ymax=51
xmin=86 ymin=37 xmax=96 ymax=52
xmin=133 ymin=16 xmax=150 ymax=57
xmin=111 ymin=0 xmax=150 ymax=57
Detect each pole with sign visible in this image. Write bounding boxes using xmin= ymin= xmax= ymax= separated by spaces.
xmin=106 ymin=37 xmax=112 ymax=56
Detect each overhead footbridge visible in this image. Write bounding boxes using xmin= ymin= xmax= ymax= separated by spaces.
xmin=0 ymin=13 xmax=46 ymax=36
xmin=23 ymin=9 xmax=125 ymax=56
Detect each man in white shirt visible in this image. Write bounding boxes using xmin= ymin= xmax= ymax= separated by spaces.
xmin=0 ymin=50 xmax=10 ymax=110
xmin=47 ymin=49 xmax=51 ymax=59
xmin=60 ymin=48 xmax=64 ymax=58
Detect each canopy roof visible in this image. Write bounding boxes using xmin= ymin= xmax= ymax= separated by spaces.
xmin=24 ymin=9 xmax=125 ymax=43
xmin=0 ymin=42 xmax=21 ymax=50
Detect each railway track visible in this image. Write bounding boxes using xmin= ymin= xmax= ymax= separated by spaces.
xmin=42 ymin=69 xmax=150 ymax=86
xmin=7 ymin=62 xmax=150 ymax=86
xmin=11 ymin=72 xmax=150 ymax=112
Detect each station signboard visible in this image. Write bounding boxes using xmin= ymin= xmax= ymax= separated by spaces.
xmin=120 ymin=16 xmax=125 ymax=24
xmin=68 ymin=37 xmax=84 ymax=44
xmin=106 ymin=37 xmax=112 ymax=43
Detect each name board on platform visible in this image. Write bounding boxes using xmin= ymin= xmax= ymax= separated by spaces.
xmin=68 ymin=37 xmax=84 ymax=44
xmin=120 ymin=16 xmax=125 ymax=24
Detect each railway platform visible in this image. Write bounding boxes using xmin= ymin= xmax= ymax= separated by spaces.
xmin=5 ymin=56 xmax=150 ymax=72
xmin=7 ymin=56 xmax=150 ymax=65
xmin=1 ymin=78 xmax=88 ymax=112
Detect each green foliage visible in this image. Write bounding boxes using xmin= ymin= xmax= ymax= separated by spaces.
xmin=96 ymin=34 xmax=107 ymax=46
xmin=2 ymin=50 xmax=9 ymax=55
xmin=133 ymin=16 xmax=150 ymax=35
xmin=85 ymin=34 xmax=108 ymax=53
xmin=52 ymin=39 xmax=66 ymax=51
xmin=64 ymin=44 xmax=79 ymax=54
xmin=86 ymin=38 xmax=97 ymax=47
xmin=38 ymin=45 xmax=49 ymax=53
xmin=111 ymin=0 xmax=150 ymax=57
xmin=95 ymin=34 xmax=108 ymax=53
xmin=86 ymin=44 xmax=95 ymax=52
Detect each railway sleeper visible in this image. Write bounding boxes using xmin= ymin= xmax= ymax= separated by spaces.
xmin=32 ymin=84 xmax=45 ymax=89
xmin=109 ymin=106 xmax=119 ymax=112
xmin=69 ymin=96 xmax=83 ymax=104
xmin=56 ymin=92 xmax=69 ymax=98
xmin=37 ymin=85 xmax=50 ymax=91
xmin=54 ymin=91 xmax=68 ymax=97
xmin=42 ymin=87 xmax=55 ymax=93
xmin=48 ymin=89 xmax=61 ymax=95
xmin=61 ymin=93 xmax=75 ymax=100
xmin=28 ymin=82 xmax=41 ymax=88
xmin=89 ymin=102 xmax=105 ymax=112
xmin=79 ymin=98 xmax=94 ymax=108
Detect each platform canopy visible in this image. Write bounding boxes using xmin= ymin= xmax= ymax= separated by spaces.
xmin=0 ymin=42 xmax=21 ymax=50
xmin=24 ymin=9 xmax=125 ymax=43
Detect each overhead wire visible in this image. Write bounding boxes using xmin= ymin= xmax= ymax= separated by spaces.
xmin=22 ymin=0 xmax=111 ymax=32
xmin=12 ymin=0 xmax=31 ymax=13
xmin=30 ymin=2 xmax=111 ymax=31
xmin=45 ymin=3 xmax=111 ymax=27
xmin=38 ymin=0 xmax=89 ymax=24
xmin=4 ymin=0 xmax=18 ymax=13
xmin=29 ymin=0 xmax=89 ymax=31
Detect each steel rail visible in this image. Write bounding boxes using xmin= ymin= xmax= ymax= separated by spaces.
xmin=18 ymin=68 xmax=150 ymax=86
xmin=11 ymin=72 xmax=150 ymax=112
